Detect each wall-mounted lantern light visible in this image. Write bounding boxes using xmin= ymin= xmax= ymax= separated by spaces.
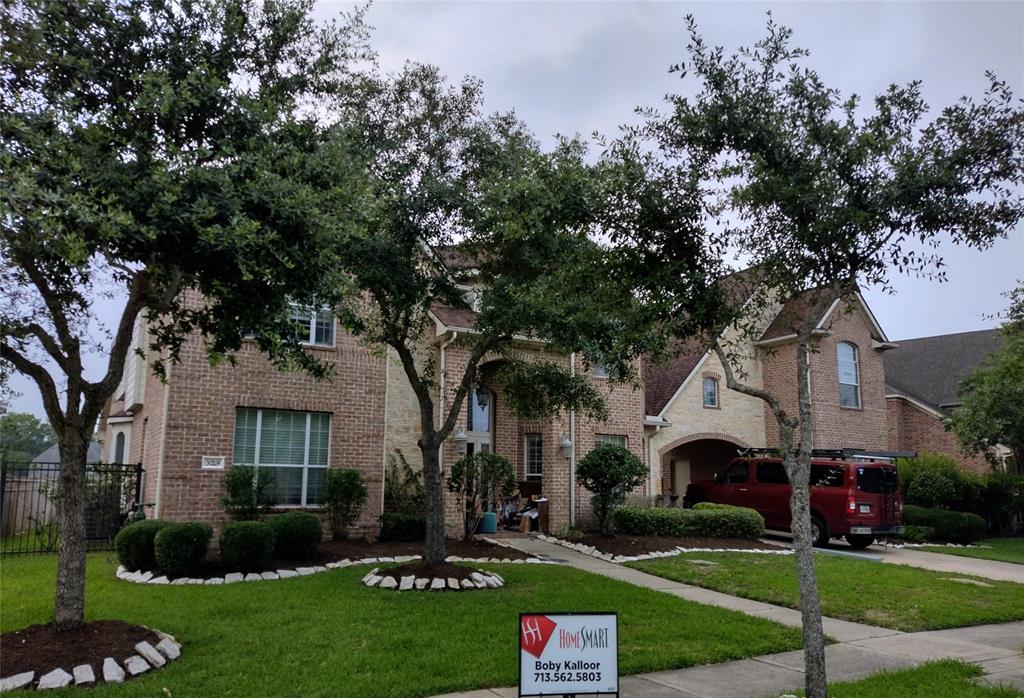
xmin=559 ymin=435 xmax=573 ymax=459
xmin=453 ymin=426 xmax=468 ymax=455
xmin=475 ymin=387 xmax=490 ymax=409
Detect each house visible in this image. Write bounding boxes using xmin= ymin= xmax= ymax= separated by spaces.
xmin=98 ymin=270 xmax=899 ymax=535
xmin=646 ymin=279 xmax=894 ymax=498
xmin=885 ymin=329 xmax=1009 ymax=473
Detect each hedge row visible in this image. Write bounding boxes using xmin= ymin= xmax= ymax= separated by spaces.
xmin=902 ymin=505 xmax=987 ymax=544
xmin=613 ymin=505 xmax=764 ymax=540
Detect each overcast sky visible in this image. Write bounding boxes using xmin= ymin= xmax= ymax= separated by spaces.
xmin=7 ymin=0 xmax=1023 ymax=419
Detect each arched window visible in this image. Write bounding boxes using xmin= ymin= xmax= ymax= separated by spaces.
xmin=702 ymin=377 xmax=719 ymax=408
xmin=837 ymin=342 xmax=861 ymax=408
xmin=114 ymin=432 xmax=126 ymax=464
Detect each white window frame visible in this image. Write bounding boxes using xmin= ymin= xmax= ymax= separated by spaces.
xmin=592 ymin=362 xmax=611 ymax=379
xmin=233 ymin=408 xmax=331 ymax=507
xmin=702 ymin=377 xmax=719 ymax=408
xmin=837 ymin=342 xmax=861 ymax=409
xmin=524 ymin=433 xmax=543 ymax=482
xmin=289 ymin=304 xmax=335 ymax=348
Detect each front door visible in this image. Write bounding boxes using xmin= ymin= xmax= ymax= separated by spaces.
xmin=466 ymin=387 xmax=493 ymax=455
xmin=671 ymin=459 xmax=691 ymax=495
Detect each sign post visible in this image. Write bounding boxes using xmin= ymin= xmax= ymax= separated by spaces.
xmin=518 ymin=612 xmax=618 ymax=697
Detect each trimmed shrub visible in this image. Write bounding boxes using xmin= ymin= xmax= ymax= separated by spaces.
xmin=692 ymin=502 xmax=734 ymax=511
xmin=154 ymin=522 xmax=213 ymax=577
xmin=896 ymin=452 xmax=982 ymax=512
xmin=613 ymin=505 xmax=764 ymax=540
xmin=576 ymin=443 xmax=648 ymax=535
xmin=905 ymin=470 xmax=958 ymax=510
xmin=219 ymin=521 xmax=275 ymax=572
xmin=266 ymin=511 xmax=322 ymax=560
xmin=899 ymin=525 xmax=935 ymax=544
xmin=114 ymin=519 xmax=170 ymax=571
xmin=902 ymin=505 xmax=987 ymax=544
xmin=379 ymin=513 xmax=426 ymax=542
xmin=220 ymin=465 xmax=275 ymax=521
xmin=323 ymin=469 xmax=368 ymax=541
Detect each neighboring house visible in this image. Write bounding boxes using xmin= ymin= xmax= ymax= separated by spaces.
xmin=646 ymin=278 xmax=895 ymax=498
xmin=32 ymin=440 xmax=102 ymax=465
xmin=885 ymin=329 xmax=1008 ymax=473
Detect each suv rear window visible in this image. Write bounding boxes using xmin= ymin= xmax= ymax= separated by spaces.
xmin=857 ymin=466 xmax=898 ymax=494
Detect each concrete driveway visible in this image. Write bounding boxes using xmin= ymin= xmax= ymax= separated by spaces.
xmin=764 ymin=532 xmax=1024 ymax=584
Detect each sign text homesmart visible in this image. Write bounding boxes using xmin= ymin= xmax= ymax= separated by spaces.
xmin=518 ymin=612 xmax=618 ymax=697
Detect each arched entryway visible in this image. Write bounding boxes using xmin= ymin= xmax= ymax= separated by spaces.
xmin=659 ymin=433 xmax=749 ymax=499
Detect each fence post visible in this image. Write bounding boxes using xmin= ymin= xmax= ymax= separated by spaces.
xmin=134 ymin=463 xmax=143 ymax=512
xmin=0 ymin=461 xmax=7 ymax=539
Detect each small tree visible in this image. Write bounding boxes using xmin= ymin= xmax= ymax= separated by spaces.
xmin=949 ymin=282 xmax=1024 ymax=470
xmin=447 ymin=452 xmax=516 ymax=539
xmin=323 ymin=469 xmax=368 ymax=541
xmin=383 ymin=451 xmax=426 ymax=516
xmin=576 ymin=443 xmax=647 ymax=535
xmin=621 ymin=15 xmax=1024 ymax=697
xmin=220 ymin=466 xmax=275 ymax=522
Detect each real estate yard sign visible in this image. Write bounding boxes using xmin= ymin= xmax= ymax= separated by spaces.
xmin=519 ymin=612 xmax=618 ymax=696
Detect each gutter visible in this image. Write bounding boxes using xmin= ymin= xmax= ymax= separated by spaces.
xmin=569 ymin=352 xmax=577 ymax=528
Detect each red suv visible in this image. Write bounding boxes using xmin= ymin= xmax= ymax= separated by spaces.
xmin=685 ymin=456 xmax=904 ymax=549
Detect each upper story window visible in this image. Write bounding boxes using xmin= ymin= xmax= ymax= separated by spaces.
xmin=702 ymin=377 xmax=719 ymax=408
xmin=525 ymin=433 xmax=543 ymax=482
xmin=837 ymin=342 xmax=861 ymax=409
xmin=233 ymin=408 xmax=330 ymax=507
xmin=290 ymin=305 xmax=334 ymax=347
xmin=592 ymin=362 xmax=611 ymax=379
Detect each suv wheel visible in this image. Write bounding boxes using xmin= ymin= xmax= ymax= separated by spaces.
xmin=810 ymin=515 xmax=829 ymax=548
xmin=845 ymin=534 xmax=875 ymax=550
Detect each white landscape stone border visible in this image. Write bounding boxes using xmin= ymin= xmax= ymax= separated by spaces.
xmin=534 ymin=533 xmax=795 ymax=563
xmin=361 ymin=567 xmax=506 ymax=591
xmin=114 ymin=553 xmax=556 ymax=586
xmin=0 ymin=629 xmax=181 ymax=692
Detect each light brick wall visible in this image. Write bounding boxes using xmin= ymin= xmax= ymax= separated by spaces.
xmin=886 ymin=396 xmax=992 ymax=474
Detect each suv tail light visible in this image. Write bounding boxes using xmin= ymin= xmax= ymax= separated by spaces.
xmin=847 ymin=496 xmax=856 ymax=512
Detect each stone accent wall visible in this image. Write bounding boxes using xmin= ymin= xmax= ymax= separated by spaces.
xmin=762 ymin=301 xmax=889 ymax=451
xmin=886 ymin=396 xmax=992 ymax=474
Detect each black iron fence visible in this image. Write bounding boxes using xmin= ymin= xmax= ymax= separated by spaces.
xmin=0 ymin=462 xmax=143 ymax=555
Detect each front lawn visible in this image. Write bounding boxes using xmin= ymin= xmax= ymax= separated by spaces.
xmin=786 ymin=659 xmax=1019 ymax=698
xmin=920 ymin=538 xmax=1024 ymax=566
xmin=0 ymin=553 xmax=801 ymax=697
xmin=629 ymin=551 xmax=1024 ymax=632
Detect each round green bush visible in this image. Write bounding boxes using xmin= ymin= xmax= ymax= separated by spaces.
xmin=902 ymin=505 xmax=987 ymax=543
xmin=114 ymin=519 xmax=170 ymax=571
xmin=219 ymin=521 xmax=275 ymax=572
xmin=905 ymin=470 xmax=958 ymax=509
xmin=266 ymin=511 xmax=322 ymax=560
xmin=154 ymin=522 xmax=213 ymax=577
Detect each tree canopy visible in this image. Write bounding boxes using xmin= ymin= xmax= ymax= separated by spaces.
xmin=0 ymin=412 xmax=56 ymax=463
xmin=949 ymin=282 xmax=1024 ymax=469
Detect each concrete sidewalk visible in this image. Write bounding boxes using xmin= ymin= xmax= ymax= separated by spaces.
xmin=766 ymin=533 xmax=1024 ymax=584
xmin=430 ymin=537 xmax=1024 ymax=698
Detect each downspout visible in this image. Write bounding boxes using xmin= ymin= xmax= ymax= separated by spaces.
xmin=438 ymin=331 xmax=459 ymax=473
xmin=381 ymin=350 xmax=390 ymax=518
xmin=569 ymin=352 xmax=577 ymax=528
xmin=154 ymin=362 xmax=171 ymax=518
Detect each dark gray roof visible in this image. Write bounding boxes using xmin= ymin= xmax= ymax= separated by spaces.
xmin=32 ymin=440 xmax=103 ymax=464
xmin=884 ymin=329 xmax=1004 ymax=412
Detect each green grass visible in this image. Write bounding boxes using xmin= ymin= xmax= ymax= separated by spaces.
xmin=629 ymin=551 xmax=1024 ymax=632
xmin=0 ymin=553 xmax=802 ymax=697
xmin=920 ymin=538 xmax=1024 ymax=566
xmin=787 ymin=660 xmax=1020 ymax=698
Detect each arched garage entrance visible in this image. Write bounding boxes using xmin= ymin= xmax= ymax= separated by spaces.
xmin=659 ymin=433 xmax=749 ymax=499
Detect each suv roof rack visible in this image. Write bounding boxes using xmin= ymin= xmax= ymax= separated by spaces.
xmin=736 ymin=448 xmax=918 ymax=461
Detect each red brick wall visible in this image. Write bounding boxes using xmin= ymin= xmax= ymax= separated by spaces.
xmin=762 ymin=302 xmax=889 ymax=451
xmin=154 ymin=310 xmax=387 ymax=535
xmin=886 ymin=396 xmax=991 ymax=474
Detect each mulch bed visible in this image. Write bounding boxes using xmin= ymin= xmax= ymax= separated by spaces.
xmin=376 ymin=561 xmax=479 ymax=582
xmin=138 ymin=538 xmax=527 ymax=578
xmin=571 ymin=534 xmax=785 ymax=557
xmin=0 ymin=620 xmax=160 ymax=677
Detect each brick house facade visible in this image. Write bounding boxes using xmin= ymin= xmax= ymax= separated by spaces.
xmin=98 ymin=271 xmax=998 ymax=537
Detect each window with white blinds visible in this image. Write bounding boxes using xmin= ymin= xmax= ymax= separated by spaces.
xmin=233 ymin=408 xmax=330 ymax=506
xmin=525 ymin=433 xmax=543 ymax=481
xmin=837 ymin=342 xmax=861 ymax=409
xmin=595 ymin=434 xmax=627 ymax=448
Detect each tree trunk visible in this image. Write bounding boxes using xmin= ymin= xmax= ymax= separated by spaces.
xmin=54 ymin=430 xmax=88 ymax=630
xmin=420 ymin=440 xmax=446 ymax=565
xmin=792 ymin=340 xmax=828 ymax=698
